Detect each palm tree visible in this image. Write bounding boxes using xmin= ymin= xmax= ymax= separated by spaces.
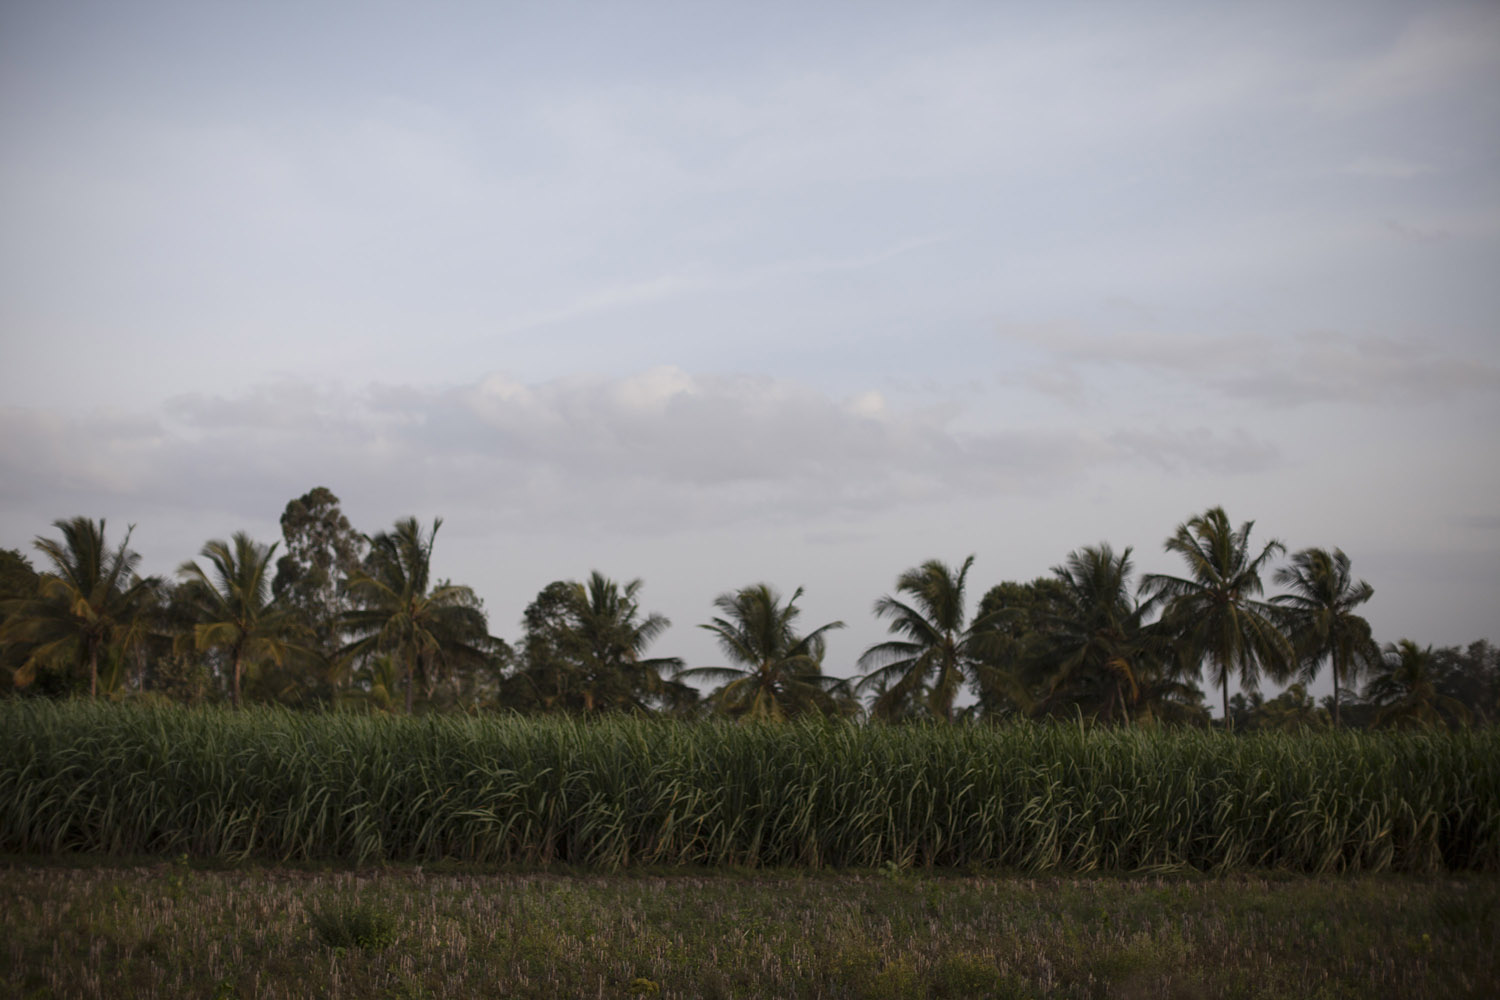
xmin=857 ymin=556 xmax=997 ymax=723
xmin=1272 ymin=547 xmax=1380 ymax=727
xmin=541 ymin=571 xmax=687 ymax=713
xmin=1364 ymin=640 xmax=1469 ymax=729
xmin=0 ymin=517 xmax=159 ymax=697
xmin=678 ymin=584 xmax=845 ymax=721
xmin=351 ymin=653 xmax=404 ymax=713
xmin=1140 ymin=507 xmax=1294 ymax=727
xmin=177 ymin=532 xmax=306 ymax=709
xmin=1029 ymin=544 xmax=1203 ymax=726
xmin=1249 ymin=682 xmax=1329 ymax=732
xmin=341 ymin=517 xmax=495 ymax=714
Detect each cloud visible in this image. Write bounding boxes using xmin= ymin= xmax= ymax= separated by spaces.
xmin=1313 ymin=6 xmax=1500 ymax=113
xmin=1006 ymin=327 xmax=1500 ymax=407
xmin=0 ymin=369 xmax=1280 ymax=539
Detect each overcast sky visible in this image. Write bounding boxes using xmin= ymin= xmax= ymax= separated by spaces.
xmin=2 ymin=0 xmax=1497 ymax=709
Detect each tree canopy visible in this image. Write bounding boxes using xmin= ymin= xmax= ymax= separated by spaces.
xmin=0 ymin=497 xmax=1489 ymax=729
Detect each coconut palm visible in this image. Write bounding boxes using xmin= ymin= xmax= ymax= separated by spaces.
xmin=679 ymin=584 xmax=846 ymax=721
xmin=1272 ymin=547 xmax=1380 ymax=727
xmin=528 ymin=571 xmax=688 ymax=713
xmin=1364 ymin=640 xmax=1469 ymax=729
xmin=1029 ymin=545 xmax=1147 ymax=723
xmin=1029 ymin=544 xmax=1204 ymax=725
xmin=0 ymin=517 xmax=159 ymax=697
xmin=857 ymin=556 xmax=998 ymax=723
xmin=177 ymin=532 xmax=309 ymax=709
xmin=340 ymin=517 xmax=496 ymax=714
xmin=1249 ymin=682 xmax=1329 ymax=732
xmin=1140 ymin=507 xmax=1294 ymax=727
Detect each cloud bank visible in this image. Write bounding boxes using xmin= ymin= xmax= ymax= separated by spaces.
xmin=0 ymin=368 xmax=1283 ymax=539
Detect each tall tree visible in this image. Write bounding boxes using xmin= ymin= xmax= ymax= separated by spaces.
xmin=1248 ymin=682 xmax=1330 ymax=732
xmin=0 ymin=518 xmax=159 ymax=697
xmin=1029 ymin=544 xmax=1199 ymax=724
xmin=1140 ymin=507 xmax=1293 ymax=727
xmin=857 ymin=556 xmax=997 ymax=723
xmin=274 ymin=487 xmax=364 ymax=696
xmin=1430 ymin=641 xmax=1500 ymax=726
xmin=1364 ymin=640 xmax=1469 ymax=729
xmin=679 ymin=584 xmax=846 ymax=721
xmin=516 ymin=580 xmax=586 ymax=712
xmin=1033 ymin=544 xmax=1143 ymax=723
xmin=1271 ymin=547 xmax=1380 ymax=727
xmin=177 ymin=532 xmax=307 ymax=709
xmin=142 ymin=581 xmax=213 ymax=704
xmin=341 ymin=517 xmax=496 ymax=714
xmin=567 ymin=572 xmax=687 ymax=712
xmin=512 ymin=573 xmax=682 ymax=714
xmin=969 ymin=577 xmax=1070 ymax=719
xmin=0 ymin=549 xmax=41 ymax=694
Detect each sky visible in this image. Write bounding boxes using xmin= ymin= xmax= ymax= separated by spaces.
xmin=2 ymin=0 xmax=1497 ymax=710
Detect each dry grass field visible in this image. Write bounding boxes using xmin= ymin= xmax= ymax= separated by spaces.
xmin=4 ymin=859 xmax=1498 ymax=999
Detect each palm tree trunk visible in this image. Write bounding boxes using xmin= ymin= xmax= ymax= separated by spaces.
xmin=231 ymin=649 xmax=243 ymax=710
xmin=1222 ymin=673 xmax=1231 ymax=731
xmin=405 ymin=655 xmax=416 ymax=714
xmin=88 ymin=643 xmax=99 ymax=699
xmin=1332 ymin=655 xmax=1342 ymax=728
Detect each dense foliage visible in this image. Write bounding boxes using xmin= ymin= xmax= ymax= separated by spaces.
xmin=3 ymin=702 xmax=1496 ymax=872
xmin=1 ymin=491 xmax=1495 ymax=727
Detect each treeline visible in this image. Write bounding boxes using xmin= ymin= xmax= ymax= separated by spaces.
xmin=1 ymin=486 xmax=1495 ymax=729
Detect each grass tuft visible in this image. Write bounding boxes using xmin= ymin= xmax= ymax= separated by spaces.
xmin=309 ymin=900 xmax=399 ymax=950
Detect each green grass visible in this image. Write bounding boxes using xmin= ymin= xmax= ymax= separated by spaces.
xmin=3 ymin=702 xmax=1498 ymax=871
xmin=2 ymin=860 xmax=1497 ymax=998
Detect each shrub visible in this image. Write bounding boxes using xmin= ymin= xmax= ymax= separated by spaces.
xmin=309 ymin=901 xmax=398 ymax=950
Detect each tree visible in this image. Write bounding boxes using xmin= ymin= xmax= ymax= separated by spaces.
xmin=0 ymin=549 xmax=41 ymax=694
xmin=513 ymin=572 xmax=686 ymax=714
xmin=969 ymin=577 xmax=1070 ymax=719
xmin=857 ymin=556 xmax=998 ymax=723
xmin=1140 ymin=507 xmax=1294 ymax=727
xmin=1226 ymin=690 xmax=1265 ymax=732
xmin=177 ymin=532 xmax=308 ymax=709
xmin=567 ymin=572 xmax=688 ymax=712
xmin=1030 ymin=544 xmax=1201 ymax=724
xmin=1271 ymin=547 xmax=1380 ymax=727
xmin=1249 ymin=682 xmax=1329 ymax=731
xmin=0 ymin=518 xmax=159 ymax=697
xmin=516 ymin=580 xmax=586 ymax=712
xmin=341 ymin=517 xmax=497 ymax=714
xmin=1422 ymin=641 xmax=1500 ymax=727
xmin=1364 ymin=640 xmax=1469 ymax=729
xmin=273 ymin=487 xmax=365 ymax=698
xmin=142 ymin=581 xmax=214 ymax=704
xmin=0 ymin=548 xmax=37 ymax=600
xmin=678 ymin=584 xmax=846 ymax=721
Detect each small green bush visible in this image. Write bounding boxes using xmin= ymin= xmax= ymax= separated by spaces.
xmin=929 ymin=952 xmax=1007 ymax=998
xmin=309 ymin=901 xmax=398 ymax=950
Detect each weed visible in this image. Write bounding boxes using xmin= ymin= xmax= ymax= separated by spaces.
xmin=309 ymin=901 xmax=399 ymax=950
